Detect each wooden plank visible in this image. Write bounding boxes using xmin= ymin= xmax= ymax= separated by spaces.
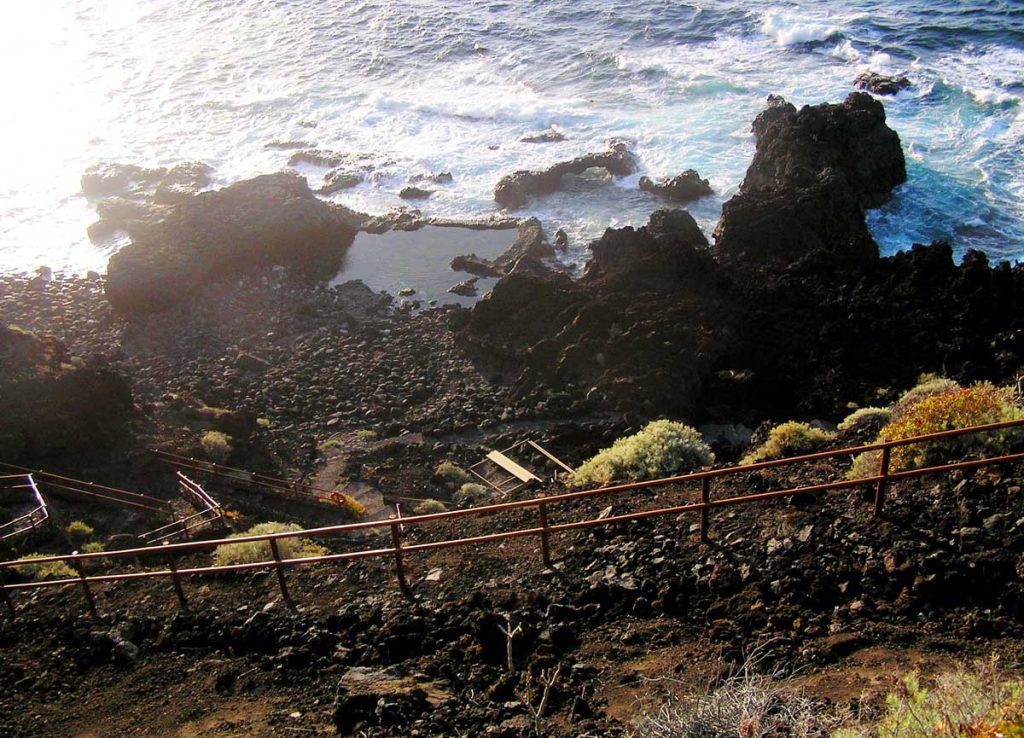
xmin=486 ymin=451 xmax=540 ymax=484
xmin=526 ymin=441 xmax=576 ymax=474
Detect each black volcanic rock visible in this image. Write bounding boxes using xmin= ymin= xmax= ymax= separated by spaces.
xmin=494 ymin=148 xmax=638 ymax=209
xmin=854 ymin=71 xmax=912 ymax=96
xmin=81 ymin=163 xmax=166 ymax=197
xmin=0 ymin=326 xmax=133 ymax=464
xmin=639 ymin=170 xmax=713 ymax=203
xmin=106 ymin=172 xmax=361 ymax=314
xmin=714 ymin=92 xmax=905 ymax=275
xmin=461 ymin=94 xmax=1024 ymax=422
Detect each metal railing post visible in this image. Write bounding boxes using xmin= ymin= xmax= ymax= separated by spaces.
xmin=874 ymin=445 xmax=892 ymax=518
xmin=536 ymin=494 xmax=553 ymax=568
xmin=163 ymin=543 xmax=189 ymax=612
xmin=389 ymin=515 xmax=410 ymax=593
xmin=71 ymin=553 xmax=98 ymax=618
xmin=699 ymin=476 xmax=711 ymax=543
xmin=268 ymin=538 xmax=293 ymax=608
xmin=0 ymin=574 xmax=14 ymax=621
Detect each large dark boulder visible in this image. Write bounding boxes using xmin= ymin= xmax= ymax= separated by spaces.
xmin=0 ymin=326 xmax=134 ymax=464
xmin=715 ymin=92 xmax=905 ymax=275
xmin=494 ymin=148 xmax=637 ymax=209
xmin=461 ymin=209 xmax=722 ymax=415
xmin=106 ymin=172 xmax=361 ymax=314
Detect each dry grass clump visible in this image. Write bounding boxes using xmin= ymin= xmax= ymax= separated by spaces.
xmin=742 ymin=422 xmax=835 ymax=465
xmin=632 ymin=650 xmax=839 ymax=738
xmin=455 ymin=482 xmax=490 ymax=507
xmin=435 ymin=461 xmax=472 ymax=488
xmin=212 ymin=522 xmax=327 ymax=567
xmin=413 ymin=498 xmax=448 ymax=515
xmin=893 ymin=373 xmax=962 ymax=415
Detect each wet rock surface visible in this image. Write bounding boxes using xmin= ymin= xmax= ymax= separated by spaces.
xmin=494 ymin=147 xmax=638 ymax=209
xmin=105 ymin=172 xmax=362 ymax=314
xmin=854 ymin=71 xmax=912 ymax=96
xmin=638 ymin=170 xmax=713 ymax=203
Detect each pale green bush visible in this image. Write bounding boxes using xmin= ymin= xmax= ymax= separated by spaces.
xmin=455 ymin=482 xmax=490 ymax=507
xmin=201 ymin=430 xmax=232 ymax=463
xmin=82 ymin=541 xmax=106 ymax=554
xmin=435 ymin=461 xmax=472 ymax=488
xmin=13 ymin=553 xmax=77 ymax=581
xmin=570 ymin=420 xmax=714 ymax=488
xmin=837 ymin=407 xmax=893 ymax=437
xmin=741 ymin=422 xmax=835 ymax=465
xmin=413 ymin=498 xmax=448 ymax=515
xmin=212 ymin=522 xmax=327 ymax=567
xmin=65 ymin=520 xmax=95 ymax=545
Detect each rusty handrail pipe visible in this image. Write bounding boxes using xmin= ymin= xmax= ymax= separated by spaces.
xmin=156 ymin=451 xmax=337 ymax=500
xmin=0 ymin=462 xmax=171 ymax=510
xmin=7 ymin=445 xmax=1024 ymax=597
xmin=2 ymin=416 xmax=1023 ymax=621
xmin=4 ymin=417 xmax=1024 ymax=571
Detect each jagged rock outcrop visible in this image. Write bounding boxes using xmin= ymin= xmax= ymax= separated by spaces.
xmin=0 ymin=326 xmax=133 ymax=463
xmin=461 ymin=94 xmax=1024 ymax=422
xmin=493 ymin=147 xmax=637 ymax=209
xmin=639 ymin=170 xmax=713 ymax=203
xmin=714 ymin=92 xmax=905 ymax=274
xmin=106 ymin=172 xmax=361 ymax=314
xmin=461 ymin=209 xmax=722 ymax=415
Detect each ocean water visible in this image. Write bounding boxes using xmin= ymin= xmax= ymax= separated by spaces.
xmin=0 ymin=0 xmax=1021 ymax=275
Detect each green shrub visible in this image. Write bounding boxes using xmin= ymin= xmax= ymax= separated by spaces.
xmin=741 ymin=422 xmax=835 ymax=465
xmin=570 ymin=420 xmax=714 ymax=488
xmin=355 ymin=429 xmax=378 ymax=440
xmin=212 ymin=522 xmax=327 ymax=568
xmin=201 ymin=430 xmax=233 ymax=463
xmin=13 ymin=553 xmax=77 ymax=581
xmin=413 ymin=498 xmax=448 ymax=515
xmin=65 ymin=520 xmax=95 ymax=545
xmin=435 ymin=461 xmax=472 ymax=488
xmin=82 ymin=541 xmax=106 ymax=554
xmin=849 ymin=382 xmax=1022 ymax=478
xmin=455 ymin=482 xmax=490 ymax=507
xmin=894 ymin=374 xmax=961 ymax=415
xmin=837 ymin=407 xmax=893 ymax=437
xmin=835 ymin=661 xmax=1024 ymax=738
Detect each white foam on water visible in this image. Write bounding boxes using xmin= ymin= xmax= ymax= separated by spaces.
xmin=759 ymin=10 xmax=842 ymax=47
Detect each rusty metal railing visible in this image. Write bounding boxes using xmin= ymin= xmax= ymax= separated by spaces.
xmin=0 ymin=462 xmax=171 ymax=515
xmin=139 ymin=473 xmax=226 ymax=546
xmin=0 ymin=475 xmax=48 ymax=542
xmin=2 ymin=418 xmax=1023 ymax=619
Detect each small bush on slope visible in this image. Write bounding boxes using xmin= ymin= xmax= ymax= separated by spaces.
xmin=570 ymin=420 xmax=713 ymax=488
xmin=837 ymin=407 xmax=893 ymax=438
xmin=836 ymin=660 xmax=1024 ymax=738
xmin=849 ymin=382 xmax=1022 ymax=478
xmin=741 ymin=421 xmax=835 ymax=465
xmin=212 ymin=522 xmax=327 ymax=567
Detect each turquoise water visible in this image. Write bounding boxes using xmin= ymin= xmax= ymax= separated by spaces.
xmin=0 ymin=1 xmax=1021 ymax=274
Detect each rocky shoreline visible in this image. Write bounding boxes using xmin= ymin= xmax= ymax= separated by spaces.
xmin=3 ymin=91 xmax=1024 ymax=735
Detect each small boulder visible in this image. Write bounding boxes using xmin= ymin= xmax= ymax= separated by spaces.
xmin=520 ymin=127 xmax=566 ymax=144
xmin=854 ymin=71 xmax=912 ymax=96
xmin=399 ymin=186 xmax=434 ymax=200
xmin=639 ymin=170 xmax=713 ymax=203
